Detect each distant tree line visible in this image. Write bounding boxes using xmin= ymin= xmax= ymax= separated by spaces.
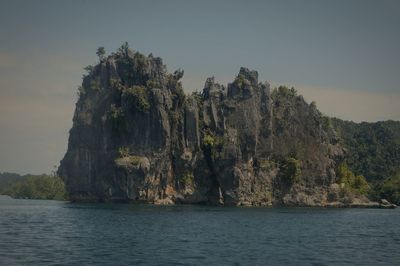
xmin=331 ymin=119 xmax=400 ymax=204
xmin=0 ymin=173 xmax=67 ymax=201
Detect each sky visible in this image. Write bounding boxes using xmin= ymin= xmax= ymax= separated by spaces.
xmin=0 ymin=0 xmax=399 ymax=174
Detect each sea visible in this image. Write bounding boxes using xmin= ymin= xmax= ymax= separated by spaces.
xmin=0 ymin=195 xmax=399 ymax=265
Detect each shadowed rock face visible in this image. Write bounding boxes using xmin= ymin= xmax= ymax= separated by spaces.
xmin=58 ymin=48 xmax=370 ymax=206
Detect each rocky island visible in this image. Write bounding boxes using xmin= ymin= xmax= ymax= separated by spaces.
xmin=58 ymin=44 xmax=399 ymax=208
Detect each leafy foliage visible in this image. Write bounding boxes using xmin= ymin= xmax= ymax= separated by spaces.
xmin=146 ymin=80 xmax=160 ymax=89
xmin=332 ymin=119 xmax=400 ymax=182
xmin=255 ymin=158 xmax=276 ymax=171
xmin=167 ymin=72 xmax=185 ymax=107
xmin=280 ymin=157 xmax=301 ymax=185
xmin=202 ymin=130 xmax=225 ymax=162
xmin=118 ymin=146 xmax=131 ymax=157
xmin=2 ymin=174 xmax=67 ymax=200
xmin=116 ymin=147 xmax=142 ymax=167
xmin=321 ymin=115 xmax=332 ymax=131
xmin=337 ymin=163 xmax=370 ymax=195
xmin=117 ymin=41 xmax=130 ymax=56
xmin=374 ymin=172 xmax=400 ymax=204
xmin=110 ymin=78 xmax=123 ymax=90
xmin=180 ymin=171 xmax=194 ymax=187
xmin=203 ymin=133 xmax=216 ymax=148
xmin=90 ymin=78 xmax=101 ymax=91
xmin=83 ymin=65 xmax=94 ymax=75
xmin=122 ymin=86 xmax=150 ymax=113
xmin=109 ymin=104 xmax=124 ymax=119
xmin=109 ymin=104 xmax=126 ymax=132
xmin=234 ymin=74 xmax=246 ymax=88
xmin=173 ymin=69 xmax=184 ymax=80
xmin=271 ymin=86 xmax=298 ymax=100
xmin=0 ymin=172 xmax=25 ymax=194
xmin=96 ymin=46 xmax=106 ymax=62
xmin=114 ymin=44 xmax=151 ymax=86
xmin=191 ymin=91 xmax=203 ymax=105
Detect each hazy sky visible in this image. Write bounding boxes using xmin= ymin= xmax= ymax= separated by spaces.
xmin=0 ymin=0 xmax=399 ymax=174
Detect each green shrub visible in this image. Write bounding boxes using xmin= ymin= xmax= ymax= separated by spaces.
xmin=337 ymin=163 xmax=370 ymax=195
xmin=96 ymin=46 xmax=106 ymax=62
xmin=322 ymin=116 xmax=332 ymax=131
xmin=125 ymin=156 xmax=142 ymax=166
xmin=331 ymin=119 xmax=400 ymax=183
xmin=77 ymin=85 xmax=86 ymax=96
xmin=123 ymin=86 xmax=150 ymax=113
xmin=110 ymin=78 xmax=124 ymax=91
xmin=203 ymin=133 xmax=216 ymax=148
xmin=115 ymin=149 xmax=142 ymax=167
xmin=234 ymin=74 xmax=246 ymax=88
xmin=109 ymin=104 xmax=126 ymax=132
xmin=271 ymin=86 xmax=297 ymax=100
xmin=90 ymin=78 xmax=101 ymax=91
xmin=202 ymin=131 xmax=226 ymax=163
xmin=166 ymin=73 xmax=185 ymax=106
xmin=146 ymin=80 xmax=159 ymax=89
xmin=281 ymin=157 xmax=301 ymax=185
xmin=117 ymin=41 xmax=130 ymax=56
xmin=191 ymin=91 xmax=203 ymax=105
xmin=203 ymin=131 xmax=225 ymax=151
xmin=118 ymin=146 xmax=130 ymax=157
xmin=109 ymin=104 xmax=124 ymax=119
xmin=377 ymin=172 xmax=400 ymax=204
xmin=181 ymin=171 xmax=194 ymax=187
xmin=83 ymin=65 xmax=94 ymax=75
xmin=7 ymin=175 xmax=67 ymax=200
xmin=256 ymin=158 xmax=276 ymax=170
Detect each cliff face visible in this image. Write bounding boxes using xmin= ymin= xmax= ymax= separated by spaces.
xmin=58 ymin=47 xmax=374 ymax=206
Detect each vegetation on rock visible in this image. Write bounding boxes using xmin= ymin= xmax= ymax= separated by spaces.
xmin=118 ymin=146 xmax=131 ymax=157
xmin=58 ymin=45 xmax=400 ymax=206
xmin=96 ymin=46 xmax=106 ymax=62
xmin=122 ymin=85 xmax=150 ymax=113
xmin=271 ymin=86 xmax=298 ymax=100
xmin=280 ymin=157 xmax=301 ymax=185
xmin=255 ymin=159 xmax=276 ymax=171
xmin=337 ymin=163 xmax=370 ymax=196
xmin=180 ymin=171 xmax=194 ymax=187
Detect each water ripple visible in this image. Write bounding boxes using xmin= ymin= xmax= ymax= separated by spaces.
xmin=0 ymin=196 xmax=399 ymax=265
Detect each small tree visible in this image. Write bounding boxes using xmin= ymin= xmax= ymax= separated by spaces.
xmin=118 ymin=42 xmax=130 ymax=56
xmin=96 ymin=47 xmax=106 ymax=62
xmin=337 ymin=163 xmax=370 ymax=195
xmin=84 ymin=65 xmax=94 ymax=73
xmin=281 ymin=157 xmax=301 ymax=185
xmin=118 ymin=146 xmax=130 ymax=157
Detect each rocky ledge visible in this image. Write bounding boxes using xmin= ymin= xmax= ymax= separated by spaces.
xmin=58 ymin=45 xmax=396 ymax=208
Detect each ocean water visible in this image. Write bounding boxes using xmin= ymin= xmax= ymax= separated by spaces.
xmin=0 ymin=195 xmax=399 ymax=266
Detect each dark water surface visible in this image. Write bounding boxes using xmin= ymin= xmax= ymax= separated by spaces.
xmin=0 ymin=195 xmax=399 ymax=266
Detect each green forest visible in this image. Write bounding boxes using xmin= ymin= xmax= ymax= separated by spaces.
xmin=0 ymin=173 xmax=67 ymax=201
xmin=332 ymin=119 xmax=400 ymax=204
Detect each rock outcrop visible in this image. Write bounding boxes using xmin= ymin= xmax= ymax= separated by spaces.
xmin=58 ymin=46 xmax=384 ymax=206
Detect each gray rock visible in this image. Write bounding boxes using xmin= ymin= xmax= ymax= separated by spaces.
xmin=58 ymin=48 xmax=376 ymax=207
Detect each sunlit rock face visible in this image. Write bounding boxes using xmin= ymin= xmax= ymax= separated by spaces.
xmin=59 ymin=47 xmax=371 ymax=207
